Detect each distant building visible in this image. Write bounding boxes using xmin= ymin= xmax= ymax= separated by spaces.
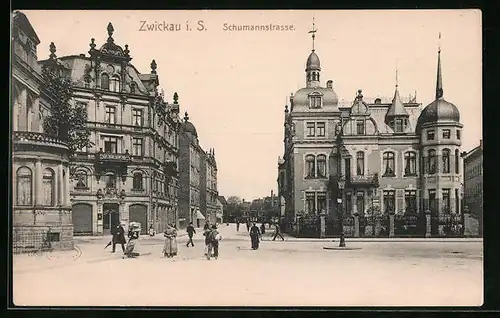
xmin=216 ymin=196 xmax=225 ymax=224
xmin=178 ymin=112 xmax=204 ymax=228
xmin=45 ymin=23 xmax=181 ymax=236
xmin=279 ymin=30 xmax=464 ymax=238
xmin=12 ymin=11 xmax=73 ymax=250
xmin=200 ymin=148 xmax=219 ymax=224
xmin=462 ymin=140 xmax=483 ymax=236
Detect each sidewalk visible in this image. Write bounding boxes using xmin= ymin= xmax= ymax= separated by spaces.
xmin=280 ymin=233 xmax=483 ymax=243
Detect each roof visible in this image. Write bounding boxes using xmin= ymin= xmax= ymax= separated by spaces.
xmin=386 ymin=86 xmax=409 ymax=118
xmin=306 ymin=51 xmax=321 ymax=71
xmin=13 ymin=11 xmax=40 ymax=45
xmin=217 ymin=196 xmax=227 ymax=205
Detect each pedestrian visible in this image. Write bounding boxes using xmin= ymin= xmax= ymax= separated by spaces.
xmin=109 ymin=223 xmax=126 ymax=253
xmin=272 ymin=222 xmax=284 ymax=241
xmin=203 ymin=225 xmax=212 ymax=257
xmin=148 ymin=223 xmax=156 ymax=237
xmin=249 ymin=223 xmax=261 ymax=250
xmin=203 ymin=221 xmax=211 ymax=231
xmin=246 ymin=220 xmax=250 ymax=232
xmin=186 ymin=222 xmax=196 ymax=247
xmin=207 ymin=224 xmax=222 ymax=260
xmin=124 ymin=222 xmax=141 ymax=258
xmin=163 ymin=223 xmax=178 ymax=258
xmin=260 ymin=222 xmax=266 ymax=235
xmin=236 ymin=219 xmax=240 ymax=232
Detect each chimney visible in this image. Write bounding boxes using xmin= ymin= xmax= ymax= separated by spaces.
xmin=326 ymin=80 xmax=333 ymax=89
xmin=79 ymin=54 xmax=85 ymax=57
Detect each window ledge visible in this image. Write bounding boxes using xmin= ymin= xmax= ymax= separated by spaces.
xmin=75 ymin=187 xmax=90 ymax=191
xmin=403 ymin=174 xmax=418 ymax=177
xmin=382 ymin=174 xmax=396 ymax=178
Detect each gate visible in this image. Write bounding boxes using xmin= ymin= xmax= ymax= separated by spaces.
xmin=72 ymin=203 xmax=93 ymax=235
xmin=129 ymin=204 xmax=148 ymax=235
xmin=432 ymin=214 xmax=463 ymax=237
xmin=297 ymin=214 xmax=319 ymax=238
xmin=394 ymin=213 xmax=422 ymax=237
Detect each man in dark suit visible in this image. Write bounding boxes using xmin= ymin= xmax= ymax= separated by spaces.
xmin=112 ymin=224 xmax=126 ymax=253
xmin=186 ymin=222 xmax=196 ymax=247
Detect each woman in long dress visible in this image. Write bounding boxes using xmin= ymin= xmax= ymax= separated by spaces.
xmin=249 ymin=223 xmax=261 ymax=250
xmin=163 ymin=223 xmax=178 ymax=258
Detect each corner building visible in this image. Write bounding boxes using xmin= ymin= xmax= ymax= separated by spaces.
xmin=49 ymin=23 xmax=180 ymax=235
xmin=279 ymin=37 xmax=464 ymax=238
xmin=11 ymin=11 xmax=73 ymax=250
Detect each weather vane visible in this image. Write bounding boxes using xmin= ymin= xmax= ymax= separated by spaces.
xmin=308 ymin=15 xmax=318 ymax=51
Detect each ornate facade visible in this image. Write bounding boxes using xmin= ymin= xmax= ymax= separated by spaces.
xmin=278 ymin=33 xmax=464 ymax=238
xmin=200 ymin=148 xmax=219 ymax=224
xmin=44 ymin=23 xmax=181 ymax=235
xmin=178 ymin=113 xmax=219 ymax=228
xmin=12 ymin=11 xmax=73 ymax=250
xmin=462 ymin=140 xmax=482 ymax=236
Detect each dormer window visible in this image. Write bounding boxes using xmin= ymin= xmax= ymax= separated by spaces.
xmin=309 ymin=94 xmax=322 ymax=109
xmin=130 ymin=82 xmax=136 ymax=94
xmin=356 ymin=120 xmax=365 ymax=135
xmin=395 ymin=118 xmax=404 ymax=133
xmin=110 ymin=75 xmax=120 ymax=92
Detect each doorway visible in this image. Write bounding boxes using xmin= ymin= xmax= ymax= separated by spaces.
xmin=103 ymin=203 xmax=119 ymax=235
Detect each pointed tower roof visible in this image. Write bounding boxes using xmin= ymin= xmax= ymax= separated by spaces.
xmin=386 ymin=69 xmax=409 ymax=117
xmin=417 ymin=33 xmax=460 ymax=130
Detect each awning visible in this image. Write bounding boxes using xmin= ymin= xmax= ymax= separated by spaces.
xmin=196 ymin=210 xmax=205 ymax=220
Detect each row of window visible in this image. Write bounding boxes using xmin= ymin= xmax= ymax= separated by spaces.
xmin=424 ymin=149 xmax=460 ymax=175
xmin=98 ymin=73 xmax=138 ymax=93
xmin=306 ymin=122 xmax=326 ymax=137
xmin=465 ymin=162 xmax=483 ymax=180
xmin=304 ymin=149 xmax=459 ymax=180
xmin=344 ymin=188 xmax=459 ymax=215
xmin=75 ymin=171 xmax=176 ymax=194
xmin=426 ymin=129 xmax=461 ymax=141
xmin=16 ymin=167 xmax=57 ymax=206
xmin=104 ymin=105 xmax=144 ymax=126
xmin=464 ymin=183 xmax=482 ymax=198
xmin=305 ymin=154 xmax=327 ymax=178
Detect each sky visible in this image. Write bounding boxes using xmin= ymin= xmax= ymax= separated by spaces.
xmin=22 ymin=10 xmax=482 ymax=201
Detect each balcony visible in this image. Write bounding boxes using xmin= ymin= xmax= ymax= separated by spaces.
xmin=13 ymin=131 xmax=69 ymax=152
xmin=347 ymin=173 xmax=379 ymax=188
xmin=96 ymin=150 xmax=131 ymax=163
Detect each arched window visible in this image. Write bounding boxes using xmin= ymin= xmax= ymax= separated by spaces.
xmin=356 ymin=151 xmax=364 ymax=176
xmin=316 ymin=155 xmax=327 ymax=178
xmin=110 ymin=75 xmax=120 ymax=92
xmin=428 ymin=149 xmax=437 ymax=174
xmin=75 ymin=170 xmax=88 ymax=189
xmin=101 ymin=73 xmax=110 ymax=90
xmin=16 ymin=167 xmax=32 ymax=206
xmin=382 ymin=152 xmax=395 ymax=176
xmin=104 ymin=172 xmax=116 ymax=189
xmin=442 ymin=149 xmax=451 ymax=174
xmin=133 ymin=172 xmax=143 ymax=190
xmin=42 ymin=168 xmax=55 ymax=206
xmin=305 ymin=155 xmax=315 ymax=178
xmin=455 ymin=149 xmax=460 ymax=174
xmin=404 ymin=151 xmax=417 ymax=176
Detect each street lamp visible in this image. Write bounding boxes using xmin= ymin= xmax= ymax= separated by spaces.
xmin=338 ymin=176 xmax=346 ymax=247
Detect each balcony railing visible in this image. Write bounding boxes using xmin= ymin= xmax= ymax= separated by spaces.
xmin=347 ymin=173 xmax=379 ymax=187
xmin=96 ymin=150 xmax=131 ymax=163
xmin=13 ymin=131 xmax=68 ymax=148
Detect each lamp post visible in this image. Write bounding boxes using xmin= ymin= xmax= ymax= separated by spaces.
xmin=338 ymin=176 xmax=346 ymax=247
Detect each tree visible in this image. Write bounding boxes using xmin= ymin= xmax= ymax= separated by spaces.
xmin=41 ymin=57 xmax=93 ymax=153
xmin=227 ymin=196 xmax=242 ymax=205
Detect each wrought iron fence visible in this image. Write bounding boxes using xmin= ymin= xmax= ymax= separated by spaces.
xmin=431 ymin=214 xmax=463 ymax=237
xmin=394 ymin=213 xmax=423 ymax=237
xmin=13 ymin=226 xmax=53 ymax=254
xmin=297 ymin=214 xmax=319 ymax=238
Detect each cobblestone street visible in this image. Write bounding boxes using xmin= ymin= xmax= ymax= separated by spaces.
xmin=13 ymin=224 xmax=483 ymax=307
